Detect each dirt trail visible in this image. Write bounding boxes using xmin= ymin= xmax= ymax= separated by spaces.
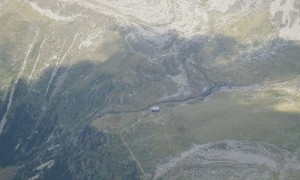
xmin=120 ymin=132 xmax=146 ymax=176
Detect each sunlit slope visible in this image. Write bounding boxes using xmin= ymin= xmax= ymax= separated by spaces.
xmin=93 ymin=76 xmax=300 ymax=178
xmin=0 ymin=0 xmax=299 ymax=179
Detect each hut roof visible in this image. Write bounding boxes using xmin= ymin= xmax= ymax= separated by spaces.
xmin=151 ymin=106 xmax=160 ymax=111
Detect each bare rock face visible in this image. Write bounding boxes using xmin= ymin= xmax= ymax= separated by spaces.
xmin=155 ymin=141 xmax=300 ymax=179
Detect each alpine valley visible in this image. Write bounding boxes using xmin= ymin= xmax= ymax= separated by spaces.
xmin=0 ymin=0 xmax=300 ymax=179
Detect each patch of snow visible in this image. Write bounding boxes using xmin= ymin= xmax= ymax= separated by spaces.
xmin=61 ymin=0 xmax=209 ymax=37
xmin=270 ymin=0 xmax=297 ymax=23
xmin=79 ymin=38 xmax=92 ymax=49
xmin=46 ymin=129 xmax=56 ymax=143
xmin=279 ymin=18 xmax=300 ymax=40
xmin=47 ymin=144 xmax=60 ymax=151
xmin=15 ymin=142 xmax=21 ymax=150
xmin=36 ymin=160 xmax=55 ymax=171
xmin=45 ymin=32 xmax=79 ymax=97
xmin=0 ymin=32 xmax=39 ymax=136
xmin=28 ymin=174 xmax=39 ymax=180
xmin=241 ymin=0 xmax=263 ymax=9
xmin=28 ymin=38 xmax=47 ymax=83
xmin=24 ymin=0 xmax=80 ymax=21
xmin=79 ymin=30 xmax=105 ymax=49
xmin=270 ymin=0 xmax=300 ymax=40
xmin=207 ymin=0 xmax=238 ymax=13
xmin=0 ymin=1 xmax=2 ymax=7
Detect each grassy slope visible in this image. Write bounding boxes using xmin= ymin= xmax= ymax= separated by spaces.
xmin=91 ymin=6 xmax=300 ymax=175
xmin=0 ymin=0 xmax=300 ymax=179
xmin=92 ymin=76 xmax=300 ymax=174
xmin=0 ymin=167 xmax=16 ymax=180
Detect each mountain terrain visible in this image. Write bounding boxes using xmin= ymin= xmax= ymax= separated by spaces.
xmin=0 ymin=0 xmax=300 ymax=179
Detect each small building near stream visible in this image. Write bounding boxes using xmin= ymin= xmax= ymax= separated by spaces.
xmin=150 ymin=106 xmax=160 ymax=113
